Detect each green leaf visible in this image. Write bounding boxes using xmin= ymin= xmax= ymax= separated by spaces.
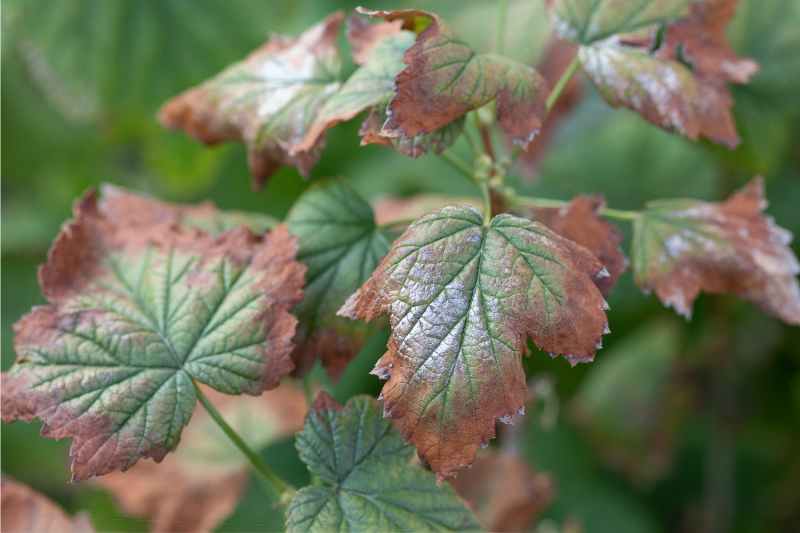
xmin=1 ymin=189 xmax=305 ymax=480
xmin=286 ymin=394 xmax=481 ymax=532
xmin=552 ymin=0 xmax=690 ymax=45
xmin=286 ymin=180 xmax=391 ymax=378
xmin=339 ymin=207 xmax=610 ymax=478
xmin=359 ymin=9 xmax=548 ymax=148
xmin=159 ymin=12 xmax=345 ymax=186
xmin=632 ymin=178 xmax=800 ymax=323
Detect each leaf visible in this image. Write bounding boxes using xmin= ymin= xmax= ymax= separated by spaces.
xmin=571 ymin=320 xmax=685 ymax=483
xmin=286 ymin=180 xmax=392 ymax=378
xmin=2 ymin=477 xmax=94 ymax=533
xmin=517 ymin=196 xmax=627 ymax=295
xmin=296 ymin=16 xmax=463 ymax=159
xmin=98 ymin=383 xmax=305 ymax=532
xmin=285 ymin=393 xmax=480 ymax=532
xmin=359 ymin=8 xmax=549 ymax=149
xmin=338 ymin=207 xmax=609 ymax=478
xmin=552 ymin=0 xmax=758 ymax=147
xmin=632 ymin=177 xmax=800 ymax=323
xmin=1 ymin=188 xmax=305 ymax=479
xmin=450 ymin=451 xmax=553 ymax=532
xmin=159 ymin=12 xmax=344 ymax=188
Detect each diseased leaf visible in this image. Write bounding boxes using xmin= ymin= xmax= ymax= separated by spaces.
xmin=286 ymin=180 xmax=392 ymax=378
xmin=159 ymin=12 xmax=344 ymax=188
xmin=450 ymin=451 xmax=554 ymax=532
xmin=553 ymin=0 xmax=758 ymax=146
xmin=632 ymin=177 xmax=800 ymax=323
xmin=1 ymin=189 xmax=305 ymax=479
xmin=297 ymin=16 xmax=463 ymax=159
xmin=98 ymin=383 xmax=305 ymax=532
xmin=339 ymin=207 xmax=609 ymax=478
xmin=1 ymin=477 xmax=94 ymax=533
xmin=518 ymin=196 xmax=627 ymax=295
xmin=286 ymin=393 xmax=480 ymax=532
xmin=359 ymin=8 xmax=549 ymax=149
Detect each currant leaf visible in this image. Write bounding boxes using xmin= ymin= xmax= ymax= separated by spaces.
xmin=552 ymin=0 xmax=758 ymax=147
xmin=286 ymin=180 xmax=392 ymax=378
xmin=98 ymin=384 xmax=305 ymax=532
xmin=339 ymin=207 xmax=609 ymax=478
xmin=2 ymin=477 xmax=94 ymax=533
xmin=1 ymin=189 xmax=305 ymax=479
xmin=632 ymin=178 xmax=800 ymax=323
xmin=159 ymin=12 xmax=344 ymax=188
xmin=359 ymin=8 xmax=549 ymax=149
xmin=286 ymin=393 xmax=481 ymax=532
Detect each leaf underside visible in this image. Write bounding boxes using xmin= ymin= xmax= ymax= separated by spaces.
xmin=1 ymin=188 xmax=305 ymax=479
xmin=339 ymin=206 xmax=609 ymax=478
xmin=286 ymin=394 xmax=480 ymax=532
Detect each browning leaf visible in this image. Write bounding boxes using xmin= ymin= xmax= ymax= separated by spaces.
xmin=2 ymin=188 xmax=305 ymax=479
xmin=450 ymin=451 xmax=554 ymax=532
xmin=159 ymin=13 xmax=344 ymax=188
xmin=98 ymin=384 xmax=305 ymax=533
xmin=1 ymin=477 xmax=94 ymax=533
xmin=552 ymin=0 xmax=757 ymax=146
xmin=517 ymin=196 xmax=627 ymax=295
xmin=632 ymin=178 xmax=800 ymax=323
xmin=359 ymin=8 xmax=549 ymax=149
xmin=286 ymin=395 xmax=480 ymax=532
xmin=338 ymin=207 xmax=609 ymax=478
xmin=286 ymin=180 xmax=392 ymax=378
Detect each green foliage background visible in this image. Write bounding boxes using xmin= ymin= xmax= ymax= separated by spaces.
xmin=2 ymin=1 xmax=799 ymax=531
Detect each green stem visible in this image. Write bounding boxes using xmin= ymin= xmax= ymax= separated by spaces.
xmin=441 ymin=151 xmax=475 ymax=182
xmin=510 ymin=194 xmax=640 ymax=222
xmin=480 ymin=181 xmax=492 ymax=225
xmin=193 ymin=382 xmax=294 ymax=501
xmin=546 ymin=54 xmax=581 ymax=112
xmin=496 ymin=0 xmax=509 ymax=55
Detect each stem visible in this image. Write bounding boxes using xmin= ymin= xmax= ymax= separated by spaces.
xmin=441 ymin=151 xmax=475 ymax=182
xmin=496 ymin=0 xmax=509 ymax=55
xmin=480 ymin=181 xmax=492 ymax=225
xmin=302 ymin=373 xmax=314 ymax=407
xmin=193 ymin=382 xmax=294 ymax=501
xmin=510 ymin=194 xmax=640 ymax=222
xmin=546 ymin=54 xmax=581 ymax=112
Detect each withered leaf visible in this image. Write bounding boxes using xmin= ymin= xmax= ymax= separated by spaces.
xmin=451 ymin=451 xmax=554 ymax=532
xmin=359 ymin=8 xmax=549 ymax=149
xmin=286 ymin=180 xmax=392 ymax=378
xmin=98 ymin=384 xmax=305 ymax=533
xmin=632 ymin=178 xmax=800 ymax=323
xmin=517 ymin=196 xmax=627 ymax=295
xmin=1 ymin=477 xmax=94 ymax=533
xmin=552 ymin=0 xmax=758 ymax=147
xmin=159 ymin=12 xmax=344 ymax=188
xmin=286 ymin=394 xmax=480 ymax=532
xmin=338 ymin=207 xmax=609 ymax=478
xmin=1 ymin=188 xmax=305 ymax=479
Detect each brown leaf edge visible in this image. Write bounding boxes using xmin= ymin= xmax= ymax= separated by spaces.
xmin=1 ymin=477 xmax=94 ymax=533
xmin=358 ymin=7 xmax=549 ymax=149
xmin=2 ymin=189 xmax=305 ymax=480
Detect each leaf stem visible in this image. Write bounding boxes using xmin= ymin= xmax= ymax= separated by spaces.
xmin=193 ymin=382 xmax=295 ymax=502
xmin=496 ymin=0 xmax=509 ymax=55
xmin=510 ymin=194 xmax=640 ymax=222
xmin=546 ymin=54 xmax=581 ymax=112
xmin=480 ymin=181 xmax=492 ymax=225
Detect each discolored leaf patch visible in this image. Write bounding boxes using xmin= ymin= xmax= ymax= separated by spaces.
xmin=359 ymin=8 xmax=549 ymax=149
xmin=159 ymin=13 xmax=344 ymax=188
xmin=286 ymin=393 xmax=480 ymax=532
xmin=552 ymin=0 xmax=757 ymax=146
xmin=2 ymin=188 xmax=305 ymax=479
xmin=339 ymin=207 xmax=609 ymax=478
xmin=286 ymin=180 xmax=392 ymax=378
xmin=2 ymin=477 xmax=94 ymax=533
xmin=518 ymin=196 xmax=627 ymax=295
xmin=98 ymin=384 xmax=306 ymax=532
xmin=632 ymin=178 xmax=800 ymax=323
xmin=451 ymin=451 xmax=554 ymax=532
